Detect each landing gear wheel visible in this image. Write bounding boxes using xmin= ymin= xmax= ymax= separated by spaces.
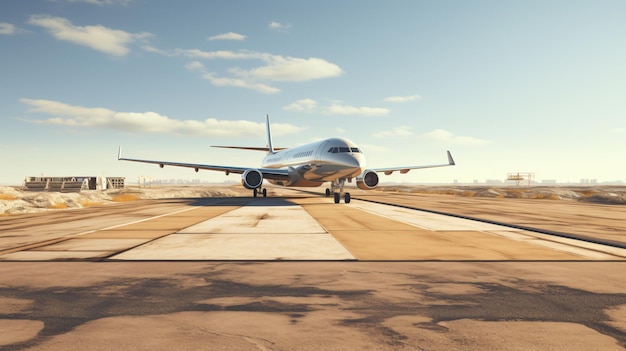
xmin=345 ymin=192 xmax=351 ymax=204
xmin=253 ymin=188 xmax=258 ymax=198
xmin=262 ymin=188 xmax=267 ymax=197
xmin=333 ymin=192 xmax=340 ymax=204
xmin=325 ymin=188 xmax=331 ymax=197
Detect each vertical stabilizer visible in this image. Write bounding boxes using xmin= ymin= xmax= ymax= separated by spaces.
xmin=265 ymin=114 xmax=275 ymax=154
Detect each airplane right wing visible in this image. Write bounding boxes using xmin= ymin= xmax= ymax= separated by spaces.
xmin=371 ymin=151 xmax=455 ymax=175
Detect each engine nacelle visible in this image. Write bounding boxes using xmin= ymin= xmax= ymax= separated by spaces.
xmin=241 ymin=169 xmax=263 ymax=189
xmin=356 ymin=170 xmax=379 ymax=190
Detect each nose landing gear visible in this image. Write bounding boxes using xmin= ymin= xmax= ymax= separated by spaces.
xmin=327 ymin=178 xmax=350 ymax=204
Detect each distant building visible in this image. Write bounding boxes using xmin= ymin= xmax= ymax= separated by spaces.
xmin=24 ymin=176 xmax=125 ymax=192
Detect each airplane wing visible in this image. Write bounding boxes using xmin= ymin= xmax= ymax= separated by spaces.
xmin=117 ymin=147 xmax=290 ymax=181
xmin=372 ymin=151 xmax=455 ymax=175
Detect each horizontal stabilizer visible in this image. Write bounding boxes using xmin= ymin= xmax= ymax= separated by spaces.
xmin=211 ymin=146 xmax=287 ymax=151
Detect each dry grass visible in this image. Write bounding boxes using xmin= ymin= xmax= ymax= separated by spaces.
xmin=0 ymin=194 xmax=17 ymax=200
xmin=79 ymin=200 xmax=103 ymax=207
xmin=427 ymin=189 xmax=460 ymax=196
xmin=49 ymin=203 xmax=68 ymax=209
xmin=578 ymin=190 xmax=599 ymax=198
xmin=111 ymin=194 xmax=140 ymax=202
xmin=529 ymin=193 xmax=561 ymax=200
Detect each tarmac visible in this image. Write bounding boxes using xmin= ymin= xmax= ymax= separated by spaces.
xmin=0 ymin=186 xmax=625 ymax=350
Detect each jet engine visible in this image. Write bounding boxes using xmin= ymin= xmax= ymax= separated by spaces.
xmin=241 ymin=169 xmax=263 ymax=189
xmin=356 ymin=170 xmax=379 ymax=190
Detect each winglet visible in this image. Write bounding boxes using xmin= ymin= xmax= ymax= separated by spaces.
xmin=118 ymin=145 xmax=123 ymax=160
xmin=265 ymin=114 xmax=275 ymax=154
xmin=447 ymin=150 xmax=455 ymax=166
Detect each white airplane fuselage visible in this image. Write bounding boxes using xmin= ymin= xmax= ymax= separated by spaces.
xmin=261 ymin=137 xmax=365 ymax=187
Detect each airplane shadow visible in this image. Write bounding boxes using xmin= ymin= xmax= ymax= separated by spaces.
xmin=176 ymin=196 xmax=300 ymax=207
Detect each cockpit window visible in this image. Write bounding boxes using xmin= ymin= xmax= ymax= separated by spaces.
xmin=328 ymin=146 xmax=360 ymax=153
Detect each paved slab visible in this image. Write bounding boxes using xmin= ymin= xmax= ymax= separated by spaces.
xmin=111 ymin=234 xmax=355 ymax=260
xmin=0 ymin=250 xmax=112 ymax=260
xmin=112 ymin=202 xmax=355 ymax=260
xmin=349 ymin=200 xmax=506 ymax=231
xmin=296 ymin=198 xmax=624 ymax=260
xmin=178 ymin=200 xmax=326 ymax=234
xmin=34 ymin=238 xmax=149 ymax=252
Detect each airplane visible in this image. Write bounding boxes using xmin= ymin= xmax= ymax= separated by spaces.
xmin=118 ymin=115 xmax=455 ymax=203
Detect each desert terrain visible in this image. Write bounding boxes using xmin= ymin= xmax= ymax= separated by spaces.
xmin=1 ymin=183 xmax=624 ymax=215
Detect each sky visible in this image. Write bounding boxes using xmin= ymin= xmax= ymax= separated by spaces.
xmin=1 ymin=0 xmax=625 ymax=186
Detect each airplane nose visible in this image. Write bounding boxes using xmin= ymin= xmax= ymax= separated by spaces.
xmin=344 ymin=155 xmax=360 ymax=168
xmin=343 ymin=154 xmax=365 ymax=175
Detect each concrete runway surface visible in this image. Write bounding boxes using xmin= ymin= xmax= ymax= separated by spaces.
xmin=0 ymin=187 xmax=625 ymax=350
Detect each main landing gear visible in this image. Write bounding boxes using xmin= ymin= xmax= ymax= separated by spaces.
xmin=253 ymin=187 xmax=267 ymax=198
xmin=325 ymin=178 xmax=350 ymax=204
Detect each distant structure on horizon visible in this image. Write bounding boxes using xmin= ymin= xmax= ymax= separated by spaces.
xmin=23 ymin=176 xmax=125 ymax=192
xmin=507 ymin=172 xmax=535 ymax=186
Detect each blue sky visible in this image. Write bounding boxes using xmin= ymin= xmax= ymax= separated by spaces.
xmin=1 ymin=0 xmax=625 ymax=186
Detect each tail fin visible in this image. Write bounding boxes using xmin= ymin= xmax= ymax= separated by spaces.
xmin=265 ymin=114 xmax=275 ymax=154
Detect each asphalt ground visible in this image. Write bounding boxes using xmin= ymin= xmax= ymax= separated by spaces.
xmin=0 ymin=187 xmax=625 ymax=350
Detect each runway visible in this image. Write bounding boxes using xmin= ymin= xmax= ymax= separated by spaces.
xmin=1 ymin=189 xmax=624 ymax=261
xmin=1 ymin=187 xmax=626 ymax=350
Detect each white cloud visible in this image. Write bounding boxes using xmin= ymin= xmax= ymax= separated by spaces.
xmin=202 ymin=73 xmax=280 ymax=94
xmin=282 ymin=99 xmax=318 ymax=113
xmin=242 ymin=56 xmax=342 ymax=82
xmin=176 ymin=49 xmax=343 ymax=82
xmin=185 ymin=61 xmax=205 ymax=71
xmin=325 ymin=103 xmax=389 ymax=116
xmin=0 ymin=22 xmax=16 ymax=35
xmin=422 ymin=129 xmax=489 ymax=146
xmin=176 ymin=48 xmax=260 ymax=60
xmin=282 ymin=99 xmax=389 ymax=116
xmin=155 ymin=48 xmax=342 ymax=93
xmin=28 ymin=15 xmax=151 ymax=56
xmin=20 ymin=98 xmax=303 ymax=137
xmin=269 ymin=21 xmax=290 ymax=32
xmin=373 ymin=126 xmax=413 ymax=138
xmin=208 ymin=32 xmax=246 ymax=41
xmin=384 ymin=94 xmax=422 ymax=103
xmin=141 ymin=44 xmax=173 ymax=56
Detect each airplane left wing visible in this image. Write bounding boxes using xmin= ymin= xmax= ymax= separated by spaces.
xmin=117 ymin=146 xmax=290 ymax=181
xmin=372 ymin=150 xmax=455 ymax=175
